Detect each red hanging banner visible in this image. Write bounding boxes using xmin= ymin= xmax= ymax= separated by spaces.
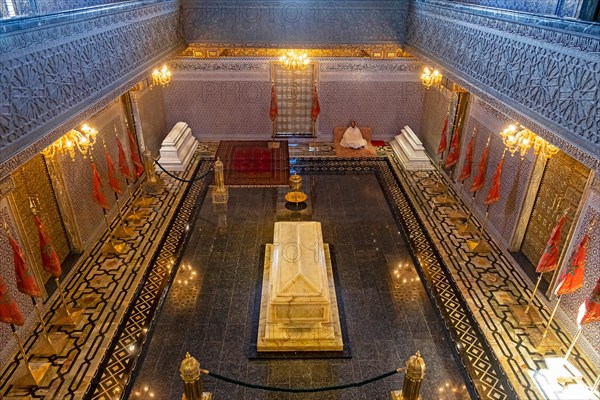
xmin=459 ymin=136 xmax=474 ymax=182
xmin=33 ymin=215 xmax=62 ymax=278
xmin=9 ymin=237 xmax=41 ymax=297
xmin=311 ymin=86 xmax=321 ymax=122
xmin=0 ymin=275 xmax=24 ymax=326
xmin=127 ymin=128 xmax=145 ymax=178
xmin=485 ymin=158 xmax=504 ymax=205
xmin=577 ymin=278 xmax=600 ymax=326
xmin=269 ymin=85 xmax=278 ymax=122
xmin=91 ymin=161 xmax=109 ymax=209
xmin=555 ymin=234 xmax=588 ymax=296
xmin=105 ymin=150 xmax=122 ymax=195
xmin=444 ymin=126 xmax=461 ymax=168
xmin=117 ymin=137 xmax=132 ymax=180
xmin=536 ymin=215 xmax=567 ymax=273
xmin=470 ymin=145 xmax=489 ymax=192
xmin=437 ymin=116 xmax=448 ymax=155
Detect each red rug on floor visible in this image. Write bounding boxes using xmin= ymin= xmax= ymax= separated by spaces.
xmin=215 ymin=141 xmax=290 ymax=186
xmin=371 ymin=140 xmax=386 ymax=147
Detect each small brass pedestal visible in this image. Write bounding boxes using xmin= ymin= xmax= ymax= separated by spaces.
xmin=32 ymin=333 xmax=69 ymax=357
xmin=510 ymin=305 xmax=544 ymax=326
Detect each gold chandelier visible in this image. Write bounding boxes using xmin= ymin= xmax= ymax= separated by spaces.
xmin=279 ymin=51 xmax=310 ymax=70
xmin=420 ymin=67 xmax=442 ymax=89
xmin=43 ymin=124 xmax=97 ymax=161
xmin=152 ymin=64 xmax=172 ymax=86
xmin=500 ymin=125 xmax=559 ymax=159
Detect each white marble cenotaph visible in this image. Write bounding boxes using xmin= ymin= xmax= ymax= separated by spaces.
xmin=158 ymin=122 xmax=198 ymax=171
xmin=391 ymin=125 xmax=435 ymax=170
xmin=257 ymin=221 xmax=343 ymax=352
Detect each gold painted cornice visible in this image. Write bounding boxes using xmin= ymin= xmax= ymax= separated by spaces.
xmin=180 ymin=44 xmax=412 ymax=59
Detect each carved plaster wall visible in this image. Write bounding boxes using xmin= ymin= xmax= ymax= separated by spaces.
xmin=406 ymin=0 xmax=600 ymax=172
xmin=57 ymin=99 xmax=131 ymax=249
xmin=0 ymin=1 xmax=182 ymax=178
xmin=164 ymin=58 xmax=424 ymax=141
xmin=132 ymin=86 xmax=168 ymax=157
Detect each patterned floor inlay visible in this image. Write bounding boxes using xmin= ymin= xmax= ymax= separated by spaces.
xmin=0 ymin=148 xmax=210 ymax=399
xmin=385 ymin=152 xmax=600 ymax=400
xmin=1 ymin=141 xmax=596 ymax=400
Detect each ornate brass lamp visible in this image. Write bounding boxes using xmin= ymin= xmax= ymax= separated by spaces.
xmin=279 ymin=51 xmax=310 ymax=70
xmin=152 ymin=64 xmax=172 ymax=86
xmin=42 ymin=124 xmax=97 ymax=161
xmin=420 ymin=67 xmax=442 ymax=89
xmin=500 ymin=125 xmax=559 ymax=160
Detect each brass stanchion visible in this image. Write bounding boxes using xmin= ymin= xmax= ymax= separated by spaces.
xmin=103 ymin=138 xmax=133 ymax=238
xmin=180 ymin=353 xmax=212 ymax=400
xmin=51 ymin=277 xmax=84 ymax=326
xmin=10 ymin=325 xmax=51 ymax=387
xmin=30 ymin=297 xmax=68 ymax=356
xmin=466 ymin=205 xmax=491 ymax=253
xmin=391 ymin=351 xmax=425 ymax=400
xmin=101 ymin=209 xmax=127 ymax=254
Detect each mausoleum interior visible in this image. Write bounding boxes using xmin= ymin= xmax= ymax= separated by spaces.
xmin=0 ymin=0 xmax=599 ymax=399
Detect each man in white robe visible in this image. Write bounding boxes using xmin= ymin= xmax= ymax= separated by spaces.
xmin=340 ymin=121 xmax=368 ymax=149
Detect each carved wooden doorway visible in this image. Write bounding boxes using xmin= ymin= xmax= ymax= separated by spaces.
xmin=271 ymin=62 xmax=317 ymax=138
xmin=520 ymin=151 xmax=590 ymax=286
xmin=11 ymin=155 xmax=71 ymax=290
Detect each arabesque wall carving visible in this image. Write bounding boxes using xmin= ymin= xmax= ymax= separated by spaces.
xmin=0 ymin=1 xmax=181 ymax=174
xmin=406 ymin=1 xmax=600 ymax=169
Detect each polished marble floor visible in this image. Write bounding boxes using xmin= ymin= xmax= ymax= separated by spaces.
xmin=131 ymin=172 xmax=473 ymax=400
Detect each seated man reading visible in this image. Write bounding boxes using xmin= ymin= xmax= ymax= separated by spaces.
xmin=340 ymin=121 xmax=368 ymax=149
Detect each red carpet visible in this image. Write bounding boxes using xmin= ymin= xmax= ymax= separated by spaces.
xmin=216 ymin=141 xmax=289 ymax=186
xmin=371 ymin=140 xmax=386 ymax=147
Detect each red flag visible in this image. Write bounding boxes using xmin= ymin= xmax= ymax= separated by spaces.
xmin=470 ymin=144 xmax=489 ymax=192
xmin=127 ymin=128 xmax=144 ymax=178
xmin=117 ymin=137 xmax=132 ymax=179
xmin=269 ymin=85 xmax=278 ymax=122
xmin=33 ymin=215 xmax=62 ymax=278
xmin=459 ymin=136 xmax=474 ymax=182
xmin=444 ymin=126 xmax=460 ymax=168
xmin=437 ymin=116 xmax=448 ymax=155
xmin=311 ymin=86 xmax=321 ymax=122
xmin=536 ymin=215 xmax=566 ymax=273
xmin=0 ymin=275 xmax=24 ymax=326
xmin=9 ymin=238 xmax=41 ymax=297
xmin=577 ymin=278 xmax=600 ymax=326
xmin=485 ymin=158 xmax=504 ymax=205
xmin=555 ymin=234 xmax=588 ymax=296
xmin=91 ymin=161 xmax=109 ymax=209
xmin=105 ymin=150 xmax=122 ymax=195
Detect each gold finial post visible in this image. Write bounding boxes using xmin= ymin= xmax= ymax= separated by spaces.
xmin=180 ymin=353 xmax=211 ymax=399
xmin=392 ymin=351 xmax=426 ymax=399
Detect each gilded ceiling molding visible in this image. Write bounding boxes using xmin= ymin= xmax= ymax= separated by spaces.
xmin=181 ymin=44 xmax=411 ymax=59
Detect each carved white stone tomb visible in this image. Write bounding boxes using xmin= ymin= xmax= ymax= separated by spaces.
xmin=391 ymin=125 xmax=435 ymax=170
xmin=257 ymin=221 xmax=343 ymax=352
xmin=158 ymin=122 xmax=198 ymax=171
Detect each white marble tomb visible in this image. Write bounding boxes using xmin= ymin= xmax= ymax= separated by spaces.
xmin=158 ymin=122 xmax=198 ymax=171
xmin=391 ymin=125 xmax=435 ymax=171
xmin=257 ymin=221 xmax=343 ymax=352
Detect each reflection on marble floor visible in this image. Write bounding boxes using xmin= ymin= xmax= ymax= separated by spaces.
xmin=131 ymin=172 xmax=472 ymax=400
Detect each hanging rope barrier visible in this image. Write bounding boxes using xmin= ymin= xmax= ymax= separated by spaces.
xmin=154 ymin=159 xmax=214 ymax=183
xmin=202 ymin=367 xmax=402 ymax=393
